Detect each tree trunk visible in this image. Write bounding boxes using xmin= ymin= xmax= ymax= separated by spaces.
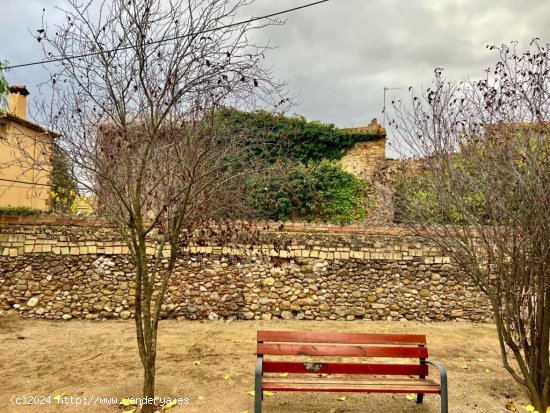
xmin=141 ymin=355 xmax=156 ymax=413
xmin=530 ymin=393 xmax=544 ymax=413
xmin=534 ymin=377 xmax=550 ymax=413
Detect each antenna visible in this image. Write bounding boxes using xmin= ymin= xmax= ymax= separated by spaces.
xmin=383 ymin=86 xmax=404 ymax=127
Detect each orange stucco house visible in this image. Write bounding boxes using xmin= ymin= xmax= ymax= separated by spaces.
xmin=0 ymin=86 xmax=56 ymax=210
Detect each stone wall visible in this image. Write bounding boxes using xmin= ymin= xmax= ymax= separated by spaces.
xmin=0 ymin=217 xmax=492 ymax=322
xmin=340 ymin=138 xmax=395 ymax=224
xmin=340 ymin=140 xmax=386 ymax=182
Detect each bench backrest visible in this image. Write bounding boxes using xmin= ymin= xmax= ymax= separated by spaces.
xmin=257 ymin=331 xmax=429 ymax=376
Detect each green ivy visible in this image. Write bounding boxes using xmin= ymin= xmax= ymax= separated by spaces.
xmin=247 ymin=160 xmax=367 ymax=224
xmin=215 ymin=108 xmax=381 ymax=162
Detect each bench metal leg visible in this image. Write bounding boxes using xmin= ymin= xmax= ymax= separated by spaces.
xmin=254 ymin=390 xmax=262 ymax=413
xmin=416 ymin=393 xmax=424 ymax=404
xmin=255 ymin=356 xmax=263 ymax=413
xmin=424 ymin=360 xmax=448 ymax=413
xmin=441 ymin=380 xmax=448 ymax=413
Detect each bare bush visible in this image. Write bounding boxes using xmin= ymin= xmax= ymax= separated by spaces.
xmin=390 ymin=40 xmax=550 ymax=411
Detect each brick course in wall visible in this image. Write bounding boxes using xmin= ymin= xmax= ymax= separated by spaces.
xmin=0 ymin=217 xmax=492 ymax=322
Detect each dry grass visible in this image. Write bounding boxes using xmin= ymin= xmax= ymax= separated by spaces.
xmin=0 ymin=317 xmax=529 ymax=413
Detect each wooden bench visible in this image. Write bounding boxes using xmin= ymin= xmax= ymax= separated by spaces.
xmin=255 ymin=331 xmax=448 ymax=413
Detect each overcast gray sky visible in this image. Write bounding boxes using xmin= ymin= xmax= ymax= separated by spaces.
xmin=2 ymin=0 xmax=550 ymax=135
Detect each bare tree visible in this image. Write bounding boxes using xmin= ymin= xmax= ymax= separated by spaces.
xmin=390 ymin=40 xmax=550 ymax=411
xmin=38 ymin=0 xmax=288 ymax=411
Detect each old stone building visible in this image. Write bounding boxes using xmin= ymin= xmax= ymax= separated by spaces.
xmin=339 ymin=118 xmax=395 ymax=224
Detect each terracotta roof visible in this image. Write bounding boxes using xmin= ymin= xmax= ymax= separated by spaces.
xmin=0 ymin=111 xmax=59 ymax=138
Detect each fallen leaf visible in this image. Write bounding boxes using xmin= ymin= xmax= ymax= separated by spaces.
xmin=405 ymin=394 xmax=416 ymax=401
xmin=461 ymin=364 xmax=469 ymax=369
xmin=198 ymin=396 xmax=205 ymax=401
xmin=279 ymin=373 xmax=289 ymax=377
xmin=193 ymin=360 xmax=201 ymax=365
xmin=524 ymin=406 xmax=536 ymax=412
xmin=121 ymin=399 xmax=135 ymax=407
xmin=161 ymin=399 xmax=177 ymax=410
xmin=485 ymin=369 xmax=491 ymax=373
xmin=506 ymin=402 xmax=517 ymax=411
xmin=337 ymin=396 xmax=347 ymax=401
xmin=52 ymin=391 xmax=68 ymax=401
xmin=263 ymin=391 xmax=274 ymax=397
xmin=247 ymin=391 xmax=255 ymax=397
xmin=223 ymin=374 xmax=230 ymax=380
xmin=476 ymin=358 xmax=485 ymax=362
xmin=123 ymin=410 xmax=135 ymax=413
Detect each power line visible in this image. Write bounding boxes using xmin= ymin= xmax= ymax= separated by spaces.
xmin=4 ymin=0 xmax=330 ymax=71
xmin=0 ymin=177 xmax=88 ymax=190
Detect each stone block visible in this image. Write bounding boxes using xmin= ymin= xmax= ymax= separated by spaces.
xmin=263 ymin=277 xmax=275 ymax=286
xmin=350 ymin=251 xmax=364 ymax=259
xmin=335 ymin=307 xmax=349 ymax=317
xmin=281 ymin=311 xmax=293 ymax=320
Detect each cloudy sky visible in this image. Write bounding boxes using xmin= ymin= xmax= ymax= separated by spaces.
xmin=2 ymin=0 xmax=550 ymax=145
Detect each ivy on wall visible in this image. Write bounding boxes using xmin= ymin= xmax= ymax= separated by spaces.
xmin=246 ymin=160 xmax=367 ymax=224
xmin=215 ymin=108 xmax=379 ymax=224
xmin=215 ymin=108 xmax=382 ymax=162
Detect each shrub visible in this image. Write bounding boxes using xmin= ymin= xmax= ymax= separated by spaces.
xmin=51 ymin=145 xmax=78 ymax=213
xmin=247 ymin=160 xmax=367 ymax=224
xmin=0 ymin=206 xmax=43 ymax=216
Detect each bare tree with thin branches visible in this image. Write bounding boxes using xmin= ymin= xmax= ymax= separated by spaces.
xmin=38 ymin=0 xmax=289 ymax=410
xmin=390 ymin=40 xmax=550 ymax=411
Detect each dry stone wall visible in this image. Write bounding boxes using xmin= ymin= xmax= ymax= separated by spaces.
xmin=339 ymin=131 xmax=395 ymax=225
xmin=0 ymin=217 xmax=492 ymax=322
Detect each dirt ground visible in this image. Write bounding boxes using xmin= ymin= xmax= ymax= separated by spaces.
xmin=0 ymin=317 xmax=530 ymax=413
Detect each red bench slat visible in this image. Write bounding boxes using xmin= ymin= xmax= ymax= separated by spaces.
xmin=257 ymin=331 xmax=426 ymax=345
xmin=262 ymin=361 xmax=429 ymax=376
xmin=257 ymin=343 xmax=429 ymax=358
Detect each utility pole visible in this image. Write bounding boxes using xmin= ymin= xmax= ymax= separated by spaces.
xmin=383 ymin=86 xmax=404 ymax=127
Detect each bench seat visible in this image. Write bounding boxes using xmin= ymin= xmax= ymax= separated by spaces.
xmin=263 ymin=375 xmax=442 ymax=393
